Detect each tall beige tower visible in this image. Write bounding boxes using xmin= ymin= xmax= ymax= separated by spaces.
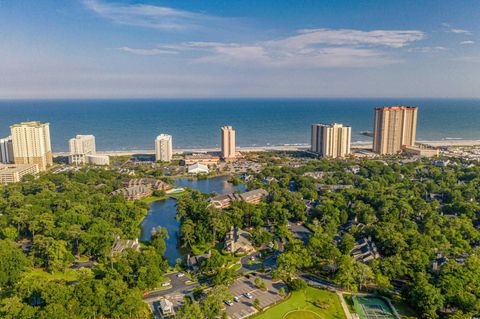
xmin=221 ymin=126 xmax=236 ymax=160
xmin=10 ymin=121 xmax=53 ymax=171
xmin=155 ymin=134 xmax=173 ymax=162
xmin=311 ymin=123 xmax=351 ymax=158
xmin=69 ymin=135 xmax=96 ymax=165
xmin=373 ymin=106 xmax=418 ymax=155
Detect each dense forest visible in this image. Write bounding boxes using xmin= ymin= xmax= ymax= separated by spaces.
xmin=0 ymin=169 xmax=168 ymax=319
xmin=177 ymin=155 xmax=480 ymax=318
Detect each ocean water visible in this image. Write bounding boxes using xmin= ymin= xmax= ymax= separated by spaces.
xmin=0 ymin=99 xmax=479 ymax=152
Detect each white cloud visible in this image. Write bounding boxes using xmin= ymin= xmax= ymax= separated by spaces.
xmin=407 ymin=46 xmax=448 ymax=53
xmin=268 ymin=28 xmax=425 ymax=49
xmin=117 ymin=46 xmax=178 ymax=56
xmin=83 ymin=0 xmax=227 ymax=30
xmin=448 ymin=28 xmax=472 ymax=35
xmin=119 ymin=28 xmax=424 ymax=68
xmin=460 ymin=40 xmax=475 ymax=45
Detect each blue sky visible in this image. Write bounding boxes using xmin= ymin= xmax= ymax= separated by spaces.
xmin=0 ymin=0 xmax=479 ymax=98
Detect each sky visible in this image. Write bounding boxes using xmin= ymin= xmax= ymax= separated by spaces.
xmin=0 ymin=0 xmax=479 ymax=99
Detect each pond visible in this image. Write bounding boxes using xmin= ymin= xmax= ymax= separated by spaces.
xmin=139 ymin=175 xmax=246 ymax=265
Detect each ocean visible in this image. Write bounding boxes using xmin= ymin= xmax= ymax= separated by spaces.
xmin=0 ymin=98 xmax=479 ymax=152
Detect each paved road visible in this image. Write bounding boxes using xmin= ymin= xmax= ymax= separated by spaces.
xmin=143 ymin=272 xmax=199 ymax=302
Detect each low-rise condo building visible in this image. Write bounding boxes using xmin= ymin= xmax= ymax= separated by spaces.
xmin=86 ymin=154 xmax=110 ymax=166
xmin=0 ymin=164 xmax=39 ymax=184
xmin=184 ymin=154 xmax=220 ymax=166
xmin=210 ymin=189 xmax=269 ymax=209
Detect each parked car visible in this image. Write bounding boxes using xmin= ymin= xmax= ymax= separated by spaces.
xmin=176 ymin=272 xmax=185 ymax=278
xmin=161 ymin=281 xmax=171 ymax=287
xmin=244 ymin=292 xmax=253 ymax=299
xmin=233 ymin=296 xmax=240 ymax=302
xmin=224 ymin=300 xmax=234 ymax=306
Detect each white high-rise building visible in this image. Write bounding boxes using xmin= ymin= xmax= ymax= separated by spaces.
xmin=221 ymin=126 xmax=236 ymax=160
xmin=311 ymin=123 xmax=351 ymax=158
xmin=155 ymin=134 xmax=173 ymax=162
xmin=10 ymin=121 xmax=53 ymax=171
xmin=69 ymin=135 xmax=96 ymax=165
xmin=0 ymin=136 xmax=14 ymax=164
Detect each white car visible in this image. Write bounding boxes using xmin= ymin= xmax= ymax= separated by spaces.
xmin=244 ymin=292 xmax=253 ymax=299
xmin=250 ymin=256 xmax=256 ymax=261
xmin=233 ymin=296 xmax=240 ymax=302
xmin=224 ymin=300 xmax=234 ymax=306
xmin=161 ymin=281 xmax=171 ymax=287
xmin=176 ymin=272 xmax=185 ymax=278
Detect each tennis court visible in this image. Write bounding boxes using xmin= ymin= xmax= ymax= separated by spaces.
xmin=352 ymin=296 xmax=398 ymax=319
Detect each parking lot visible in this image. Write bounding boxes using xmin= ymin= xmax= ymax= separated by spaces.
xmin=225 ymin=273 xmax=287 ymax=319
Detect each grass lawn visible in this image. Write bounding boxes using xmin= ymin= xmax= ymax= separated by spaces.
xmin=25 ymin=268 xmax=79 ymax=282
xmin=254 ymin=287 xmax=346 ymax=319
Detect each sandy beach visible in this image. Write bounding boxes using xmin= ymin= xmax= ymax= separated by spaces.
xmin=51 ymin=139 xmax=480 ymax=157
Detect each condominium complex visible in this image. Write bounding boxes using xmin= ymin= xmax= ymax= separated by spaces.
xmin=10 ymin=121 xmax=53 ymax=171
xmin=155 ymin=134 xmax=173 ymax=162
xmin=311 ymin=123 xmax=352 ymax=158
xmin=0 ymin=136 xmax=14 ymax=164
xmin=0 ymin=164 xmax=39 ymax=184
xmin=373 ymin=106 xmax=418 ymax=155
xmin=69 ymin=134 xmax=96 ymax=165
xmin=221 ymin=126 xmax=236 ymax=160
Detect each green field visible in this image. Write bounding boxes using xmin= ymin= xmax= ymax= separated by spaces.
xmin=353 ymin=296 xmax=397 ymax=319
xmin=254 ymin=287 xmax=346 ymax=319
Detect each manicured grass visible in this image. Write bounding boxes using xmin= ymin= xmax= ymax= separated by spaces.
xmin=25 ymin=268 xmax=79 ymax=282
xmin=254 ymin=287 xmax=346 ymax=319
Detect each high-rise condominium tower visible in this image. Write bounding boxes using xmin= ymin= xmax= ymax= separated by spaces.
xmin=373 ymin=106 xmax=418 ymax=155
xmin=69 ymin=135 xmax=96 ymax=165
xmin=221 ymin=126 xmax=236 ymax=160
xmin=311 ymin=123 xmax=352 ymax=158
xmin=155 ymin=134 xmax=173 ymax=162
xmin=10 ymin=121 xmax=53 ymax=171
xmin=0 ymin=136 xmax=14 ymax=164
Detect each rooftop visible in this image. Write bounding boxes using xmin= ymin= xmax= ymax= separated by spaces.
xmin=10 ymin=121 xmax=49 ymax=127
xmin=375 ymin=105 xmax=418 ymax=111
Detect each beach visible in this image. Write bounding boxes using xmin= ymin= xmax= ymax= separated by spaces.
xmin=51 ymin=139 xmax=480 ymax=157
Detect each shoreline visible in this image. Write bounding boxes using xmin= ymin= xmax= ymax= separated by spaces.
xmin=52 ymin=139 xmax=480 ymax=157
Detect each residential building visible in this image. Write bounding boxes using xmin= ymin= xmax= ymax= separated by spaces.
xmin=373 ymin=106 xmax=418 ymax=155
xmin=110 ymin=185 xmax=152 ymax=200
xmin=183 ymin=154 xmax=220 ymax=166
xmin=187 ymin=163 xmax=209 ymax=174
xmin=158 ymin=299 xmax=175 ymax=317
xmin=311 ymin=123 xmax=351 ymax=158
xmin=187 ymin=250 xmax=211 ymax=270
xmin=224 ymin=226 xmax=255 ymax=254
xmin=402 ymin=145 xmax=439 ymax=158
xmin=350 ymin=237 xmax=380 ymax=264
xmin=10 ymin=121 xmax=53 ymax=171
xmin=122 ymin=178 xmax=169 ymax=190
xmin=111 ymin=238 xmax=140 ymax=254
xmin=86 ymin=154 xmax=110 ymax=166
xmin=0 ymin=164 xmax=39 ymax=184
xmin=0 ymin=136 xmax=14 ymax=164
xmin=155 ymin=134 xmax=173 ymax=162
xmin=69 ymin=134 xmax=96 ymax=165
xmin=221 ymin=126 xmax=236 ymax=160
xmin=210 ymin=189 xmax=269 ymax=209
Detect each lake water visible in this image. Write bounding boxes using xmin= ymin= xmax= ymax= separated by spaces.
xmin=139 ymin=176 xmax=246 ymax=265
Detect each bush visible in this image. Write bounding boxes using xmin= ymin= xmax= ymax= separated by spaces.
xmin=288 ymin=278 xmax=307 ymax=291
